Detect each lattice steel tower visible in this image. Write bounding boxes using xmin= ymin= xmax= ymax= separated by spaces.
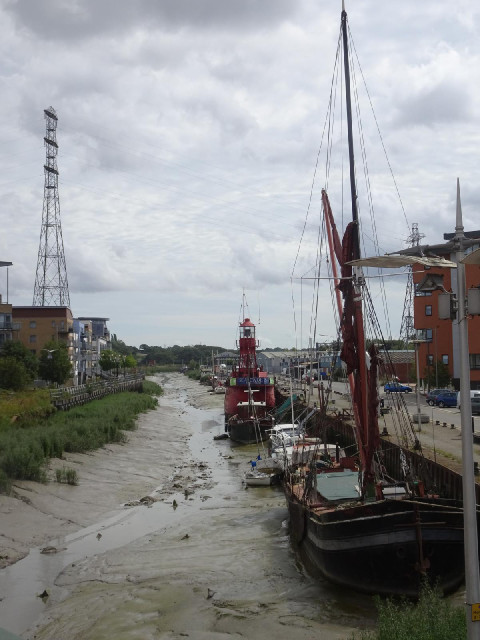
xmin=32 ymin=107 xmax=70 ymax=307
xmin=399 ymin=223 xmax=425 ymax=347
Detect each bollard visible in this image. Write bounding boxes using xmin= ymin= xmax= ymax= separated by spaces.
xmin=442 ymin=422 xmax=447 ymax=428
xmin=436 ymin=420 xmax=440 ymax=425
xmin=450 ymin=424 xmax=455 ymax=429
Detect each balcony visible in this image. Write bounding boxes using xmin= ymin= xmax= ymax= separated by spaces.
xmin=0 ymin=322 xmax=21 ymax=332
xmin=415 ymin=329 xmax=433 ymax=343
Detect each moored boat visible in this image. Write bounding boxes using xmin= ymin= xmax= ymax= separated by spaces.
xmin=224 ymin=315 xmax=276 ymax=444
xmin=284 ymin=3 xmax=467 ymax=598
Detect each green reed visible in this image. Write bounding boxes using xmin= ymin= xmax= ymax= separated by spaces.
xmin=0 ymin=385 xmax=161 ymax=488
xmin=349 ymin=582 xmax=466 ymax=640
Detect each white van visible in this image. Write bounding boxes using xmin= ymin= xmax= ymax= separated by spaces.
xmin=457 ymin=390 xmax=480 ymax=410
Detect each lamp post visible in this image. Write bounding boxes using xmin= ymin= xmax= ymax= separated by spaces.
xmin=411 ymin=338 xmax=427 ymax=432
xmin=415 ymin=182 xmax=480 ymax=636
xmin=453 ymin=181 xmax=480 ymax=638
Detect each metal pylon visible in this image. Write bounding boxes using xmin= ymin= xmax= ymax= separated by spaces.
xmin=32 ymin=107 xmax=70 ymax=307
xmin=399 ymin=223 xmax=424 ymax=347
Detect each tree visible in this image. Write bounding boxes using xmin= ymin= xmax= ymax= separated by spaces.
xmin=123 ymin=355 xmax=136 ymax=370
xmin=39 ymin=340 xmax=72 ymax=385
xmin=0 ymin=356 xmax=30 ymax=390
xmin=423 ymin=360 xmax=451 ymax=389
xmin=99 ymin=350 xmax=118 ymax=373
xmin=1 ymin=340 xmax=38 ymax=381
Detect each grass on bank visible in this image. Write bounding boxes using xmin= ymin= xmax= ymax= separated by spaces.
xmin=0 ymin=389 xmax=55 ymax=432
xmin=349 ymin=582 xmax=466 ymax=640
xmin=0 ymin=380 xmax=163 ymax=493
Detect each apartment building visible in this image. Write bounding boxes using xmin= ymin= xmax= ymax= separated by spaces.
xmin=76 ymin=317 xmax=111 ymax=380
xmin=12 ymin=306 xmax=76 ymax=378
xmin=411 ymin=231 xmax=480 ymax=390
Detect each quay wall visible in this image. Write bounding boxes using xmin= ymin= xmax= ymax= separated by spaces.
xmin=326 ymin=417 xmax=479 ymax=503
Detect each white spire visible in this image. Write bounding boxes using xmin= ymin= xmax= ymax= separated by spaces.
xmin=455 ymin=177 xmax=464 ymax=236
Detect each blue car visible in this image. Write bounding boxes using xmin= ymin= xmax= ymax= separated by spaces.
xmin=435 ymin=391 xmax=457 ymax=408
xmin=384 ymin=382 xmax=412 ymax=393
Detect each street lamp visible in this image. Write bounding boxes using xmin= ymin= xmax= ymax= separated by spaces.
xmin=405 ymin=181 xmax=480 ymax=637
xmin=42 ymin=348 xmax=57 ymax=360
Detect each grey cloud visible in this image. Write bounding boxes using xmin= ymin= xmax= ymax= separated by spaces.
xmin=5 ymin=0 xmax=298 ymax=41
xmin=394 ymin=81 xmax=472 ymax=127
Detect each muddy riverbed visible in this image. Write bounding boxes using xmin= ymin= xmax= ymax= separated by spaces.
xmin=0 ymin=373 xmax=376 ymax=639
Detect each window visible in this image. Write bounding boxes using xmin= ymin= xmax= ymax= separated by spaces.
xmin=417 ymin=328 xmax=433 ymax=342
xmin=425 ymin=305 xmax=432 ymax=316
xmin=415 ymin=291 xmax=432 ymax=297
xmin=29 ymin=320 xmax=36 ymax=328
xmin=427 ymin=354 xmax=434 ymax=366
xmin=442 ymin=354 xmax=449 ymax=365
xmin=29 ymin=335 xmax=36 ymax=343
xmin=470 ymin=354 xmax=480 ymax=370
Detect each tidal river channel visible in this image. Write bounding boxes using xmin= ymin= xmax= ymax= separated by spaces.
xmin=0 ymin=373 xmax=377 ymax=639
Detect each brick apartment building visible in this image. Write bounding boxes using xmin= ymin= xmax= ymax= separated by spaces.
xmin=409 ymin=231 xmax=480 ymax=390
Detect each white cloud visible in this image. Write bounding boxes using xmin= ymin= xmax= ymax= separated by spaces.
xmin=1 ymin=0 xmax=479 ymax=349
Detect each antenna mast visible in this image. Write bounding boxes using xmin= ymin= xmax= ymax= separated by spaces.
xmin=33 ymin=107 xmax=70 ymax=307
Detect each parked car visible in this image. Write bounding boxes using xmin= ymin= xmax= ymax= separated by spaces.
xmin=472 ymin=397 xmax=480 ymax=416
xmin=457 ymin=390 xmax=480 ymax=411
xmin=434 ymin=391 xmax=457 ymax=408
xmin=384 ymin=382 xmax=412 ymax=393
xmin=426 ymin=388 xmax=451 ymax=406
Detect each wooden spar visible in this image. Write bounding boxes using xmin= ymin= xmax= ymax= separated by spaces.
xmin=322 ymin=189 xmax=366 ymax=473
xmin=322 ymin=190 xmax=343 ymax=317
xmin=341 ymin=9 xmax=373 ymax=491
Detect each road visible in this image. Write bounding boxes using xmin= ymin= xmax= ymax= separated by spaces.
xmin=282 ymin=377 xmax=480 ymax=476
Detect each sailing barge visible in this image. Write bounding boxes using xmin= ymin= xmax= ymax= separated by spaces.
xmin=284 ymin=5 xmax=467 ymax=598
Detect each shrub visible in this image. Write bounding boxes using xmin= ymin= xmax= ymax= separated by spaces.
xmin=141 ymin=380 xmax=163 ymax=396
xmin=0 ymin=357 xmax=30 ymax=391
xmin=348 ymin=582 xmax=466 ymax=640
xmin=55 ymin=467 xmax=78 ymax=485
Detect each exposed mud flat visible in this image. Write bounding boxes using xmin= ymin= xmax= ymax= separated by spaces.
xmin=0 ymin=374 xmax=374 ymax=639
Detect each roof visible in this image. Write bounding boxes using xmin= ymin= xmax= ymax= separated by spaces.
xmin=316 ymin=469 xmax=359 ymax=501
xmin=381 ymin=350 xmax=414 ymax=364
xmin=215 ymin=351 xmax=237 ymax=359
xmin=444 ymin=230 xmax=480 ymax=240
xmin=258 ymin=351 xmax=301 ymax=359
xmin=13 ymin=306 xmax=72 ymax=318
xmin=397 ymin=230 xmax=480 ymax=258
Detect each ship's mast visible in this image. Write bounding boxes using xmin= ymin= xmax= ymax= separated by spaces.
xmin=340 ymin=7 xmax=375 ymax=493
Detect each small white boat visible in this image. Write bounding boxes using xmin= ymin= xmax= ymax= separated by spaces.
xmin=244 ymin=469 xmax=278 ymax=487
xmin=244 ymin=455 xmax=281 ymax=486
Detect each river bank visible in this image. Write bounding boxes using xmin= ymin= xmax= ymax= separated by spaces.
xmin=0 ymin=373 xmax=371 ymax=640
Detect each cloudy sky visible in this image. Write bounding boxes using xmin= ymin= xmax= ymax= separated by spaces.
xmin=0 ymin=0 xmax=479 ymax=350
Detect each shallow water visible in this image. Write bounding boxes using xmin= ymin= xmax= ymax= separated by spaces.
xmin=1 ymin=375 xmax=378 ymax=639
